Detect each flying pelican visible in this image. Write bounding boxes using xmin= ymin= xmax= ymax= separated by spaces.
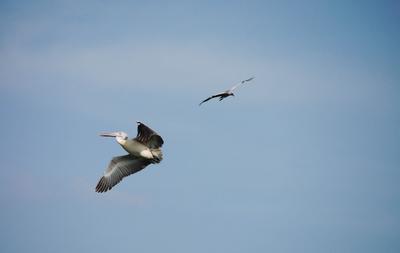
xmin=199 ymin=77 xmax=255 ymax=106
xmin=95 ymin=122 xmax=164 ymax=193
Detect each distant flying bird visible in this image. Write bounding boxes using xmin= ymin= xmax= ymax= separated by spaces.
xmin=95 ymin=122 xmax=164 ymax=193
xmin=199 ymin=77 xmax=255 ymax=106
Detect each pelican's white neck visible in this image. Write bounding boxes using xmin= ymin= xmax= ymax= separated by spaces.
xmin=116 ymin=136 xmax=127 ymax=145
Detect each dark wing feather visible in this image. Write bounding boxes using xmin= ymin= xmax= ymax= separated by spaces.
xmin=95 ymin=155 xmax=150 ymax=193
xmin=199 ymin=93 xmax=225 ymax=106
xmin=135 ymin=122 xmax=164 ymax=148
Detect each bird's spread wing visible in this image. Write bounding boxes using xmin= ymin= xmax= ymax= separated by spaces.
xmin=135 ymin=122 xmax=164 ymax=149
xmin=199 ymin=93 xmax=224 ymax=106
xmin=242 ymin=77 xmax=255 ymax=83
xmin=95 ymin=155 xmax=150 ymax=193
xmin=230 ymin=76 xmax=255 ymax=91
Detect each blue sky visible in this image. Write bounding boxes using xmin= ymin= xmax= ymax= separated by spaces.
xmin=1 ymin=1 xmax=399 ymax=252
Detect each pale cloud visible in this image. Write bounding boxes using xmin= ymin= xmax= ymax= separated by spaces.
xmin=71 ymin=176 xmax=150 ymax=208
xmin=0 ymin=169 xmax=55 ymax=202
xmin=0 ymin=169 xmax=150 ymax=208
xmin=1 ymin=39 xmax=386 ymax=107
xmin=1 ymin=10 xmax=393 ymax=110
xmin=1 ymin=41 xmax=256 ymax=90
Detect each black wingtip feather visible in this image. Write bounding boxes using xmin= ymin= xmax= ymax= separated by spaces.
xmin=95 ymin=177 xmax=110 ymax=193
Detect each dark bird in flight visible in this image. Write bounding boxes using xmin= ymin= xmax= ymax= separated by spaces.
xmin=95 ymin=122 xmax=164 ymax=193
xmin=199 ymin=77 xmax=255 ymax=106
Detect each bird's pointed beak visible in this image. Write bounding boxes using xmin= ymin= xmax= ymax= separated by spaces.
xmin=99 ymin=131 xmax=120 ymax=137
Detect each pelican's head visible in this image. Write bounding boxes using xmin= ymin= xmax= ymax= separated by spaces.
xmin=99 ymin=131 xmax=128 ymax=144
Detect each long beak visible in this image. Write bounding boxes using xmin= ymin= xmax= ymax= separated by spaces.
xmin=99 ymin=131 xmax=120 ymax=137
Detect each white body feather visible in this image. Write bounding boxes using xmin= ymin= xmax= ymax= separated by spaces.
xmin=117 ymin=138 xmax=153 ymax=159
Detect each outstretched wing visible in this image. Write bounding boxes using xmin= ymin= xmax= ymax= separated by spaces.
xmin=135 ymin=122 xmax=164 ymax=149
xmin=95 ymin=155 xmax=150 ymax=193
xmin=230 ymin=76 xmax=255 ymax=92
xmin=199 ymin=93 xmax=224 ymax=106
xmin=242 ymin=77 xmax=255 ymax=83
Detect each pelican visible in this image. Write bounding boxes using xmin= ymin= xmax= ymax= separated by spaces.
xmin=95 ymin=122 xmax=164 ymax=193
xmin=199 ymin=77 xmax=255 ymax=106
